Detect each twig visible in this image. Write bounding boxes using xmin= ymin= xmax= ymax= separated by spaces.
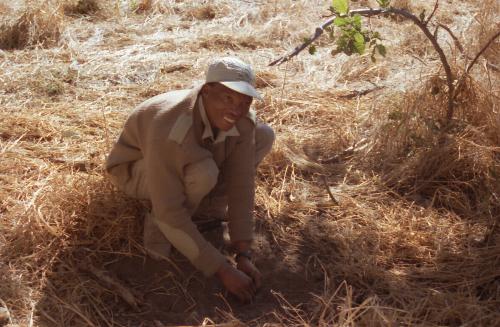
xmin=452 ymin=29 xmax=500 ymax=102
xmin=465 ymin=30 xmax=500 ymax=75
xmin=83 ymin=263 xmax=141 ymax=311
xmin=269 ymin=6 xmax=456 ymax=121
xmin=269 ymin=8 xmax=387 ymax=66
xmin=388 ymin=8 xmax=455 ymax=121
xmin=321 ymin=176 xmax=339 ymax=205
xmin=425 ymin=0 xmax=439 ymax=25
xmin=47 ymin=280 xmax=98 ymax=327
xmin=338 ymin=85 xmax=384 ymax=99
xmin=436 ymin=23 xmax=465 ymax=54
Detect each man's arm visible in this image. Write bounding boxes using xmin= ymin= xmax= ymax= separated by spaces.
xmin=223 ymin=118 xmax=263 ymax=288
xmin=145 ymin=138 xmax=227 ymax=276
xmin=225 ymin=118 xmax=256 ymax=243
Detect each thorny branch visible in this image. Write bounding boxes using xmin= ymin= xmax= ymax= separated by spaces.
xmin=452 ymin=29 xmax=500 ymax=102
xmin=268 ymin=8 xmax=386 ymax=67
xmin=425 ymin=0 xmax=439 ymax=25
xmin=269 ymin=3 xmax=500 ymax=122
xmin=387 ymin=7 xmax=455 ymax=121
xmin=465 ymin=30 xmax=500 ymax=75
xmin=435 ymin=23 xmax=465 ymax=54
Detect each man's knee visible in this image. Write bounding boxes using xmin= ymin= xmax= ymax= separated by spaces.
xmin=255 ymin=123 xmax=275 ymax=165
xmin=184 ymin=158 xmax=219 ymax=205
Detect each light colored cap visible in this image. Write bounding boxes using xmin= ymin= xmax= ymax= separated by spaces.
xmin=205 ymin=57 xmax=262 ymax=100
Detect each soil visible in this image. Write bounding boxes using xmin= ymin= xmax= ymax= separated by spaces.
xmin=104 ymin=223 xmax=323 ymax=326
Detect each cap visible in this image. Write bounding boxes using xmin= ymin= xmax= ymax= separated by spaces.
xmin=205 ymin=57 xmax=262 ymax=100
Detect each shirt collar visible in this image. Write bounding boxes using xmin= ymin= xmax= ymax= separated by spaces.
xmin=198 ymin=97 xmax=239 ymax=144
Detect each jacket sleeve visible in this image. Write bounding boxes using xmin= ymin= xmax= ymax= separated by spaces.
xmin=224 ymin=119 xmax=256 ymax=242
xmin=145 ymin=138 xmax=227 ymax=276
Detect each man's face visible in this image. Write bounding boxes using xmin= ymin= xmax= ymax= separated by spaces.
xmin=201 ymin=83 xmax=253 ymax=131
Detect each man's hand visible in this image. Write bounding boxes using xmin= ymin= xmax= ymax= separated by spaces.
xmin=216 ymin=261 xmax=256 ymax=302
xmin=236 ymin=257 xmax=262 ymax=289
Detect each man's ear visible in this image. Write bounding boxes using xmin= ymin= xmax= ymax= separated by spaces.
xmin=201 ymin=82 xmax=217 ymax=96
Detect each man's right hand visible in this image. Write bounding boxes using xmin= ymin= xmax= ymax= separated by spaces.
xmin=215 ymin=261 xmax=256 ymax=302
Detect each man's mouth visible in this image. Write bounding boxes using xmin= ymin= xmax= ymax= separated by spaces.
xmin=223 ymin=116 xmax=236 ymax=124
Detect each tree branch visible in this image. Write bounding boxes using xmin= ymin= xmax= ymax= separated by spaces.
xmin=269 ymin=6 xmax=457 ymax=121
xmin=388 ymin=8 xmax=455 ymax=121
xmin=425 ymin=0 xmax=439 ymax=25
xmin=269 ymin=8 xmax=386 ymax=66
xmin=465 ymin=30 xmax=500 ymax=75
xmin=436 ymin=23 xmax=465 ymax=54
xmin=452 ymin=29 xmax=500 ymax=102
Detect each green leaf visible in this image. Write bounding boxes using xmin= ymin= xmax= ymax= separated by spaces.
xmin=371 ymin=45 xmax=377 ymax=62
xmin=376 ymin=0 xmax=390 ymax=8
xmin=419 ymin=10 xmax=426 ymax=22
xmin=334 ymin=17 xmax=348 ymax=26
xmin=376 ymin=44 xmax=387 ymax=57
xmin=353 ymin=32 xmax=365 ymax=54
xmin=308 ymin=45 xmax=317 ymax=55
xmin=332 ymin=0 xmax=349 ymax=15
xmin=352 ymin=14 xmax=362 ymax=30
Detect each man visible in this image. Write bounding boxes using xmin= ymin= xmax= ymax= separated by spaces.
xmin=105 ymin=57 xmax=275 ymax=302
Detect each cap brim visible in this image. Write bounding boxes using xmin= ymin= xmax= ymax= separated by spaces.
xmin=219 ymin=81 xmax=263 ymax=101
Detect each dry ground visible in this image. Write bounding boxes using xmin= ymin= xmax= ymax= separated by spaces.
xmin=1 ymin=0 xmax=499 ymax=326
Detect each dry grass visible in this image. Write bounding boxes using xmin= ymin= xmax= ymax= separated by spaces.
xmin=0 ymin=2 xmax=64 ymax=50
xmin=1 ymin=0 xmax=499 ymax=326
xmin=363 ymin=75 xmax=499 ymax=218
xmin=63 ymin=0 xmax=100 ymax=16
xmin=473 ymin=0 xmax=500 ymax=68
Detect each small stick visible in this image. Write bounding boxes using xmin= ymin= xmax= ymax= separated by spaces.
xmin=424 ymin=0 xmax=439 ymax=25
xmin=436 ymin=24 xmax=465 ymax=54
xmin=322 ymin=176 xmax=339 ymax=205
xmin=269 ymin=8 xmax=386 ymax=66
xmin=465 ymin=30 xmax=500 ymax=75
xmin=84 ymin=263 xmax=141 ymax=311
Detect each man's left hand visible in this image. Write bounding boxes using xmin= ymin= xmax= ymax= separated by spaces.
xmin=236 ymin=257 xmax=262 ymax=289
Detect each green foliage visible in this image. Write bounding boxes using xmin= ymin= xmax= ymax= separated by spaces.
xmin=309 ymin=44 xmax=317 ymax=55
xmin=419 ymin=10 xmax=426 ymax=22
xmin=376 ymin=0 xmax=391 ymax=8
xmin=332 ymin=0 xmax=349 ymax=15
xmin=328 ymin=0 xmax=387 ymax=60
xmin=129 ymin=0 xmax=138 ymax=12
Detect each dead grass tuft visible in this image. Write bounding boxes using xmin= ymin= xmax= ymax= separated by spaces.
xmin=363 ymin=75 xmax=499 ymax=218
xmin=474 ymin=0 xmax=500 ymax=68
xmin=185 ymin=4 xmax=221 ymax=21
xmin=255 ymin=71 xmax=278 ymax=89
xmin=63 ymin=0 xmax=100 ymax=16
xmin=0 ymin=4 xmax=64 ymax=50
xmin=197 ymin=34 xmax=264 ymax=51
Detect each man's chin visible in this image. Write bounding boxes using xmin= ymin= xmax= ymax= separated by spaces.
xmin=219 ymin=120 xmax=235 ymax=131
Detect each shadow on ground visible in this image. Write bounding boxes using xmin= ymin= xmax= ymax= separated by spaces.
xmin=29 ymin=179 xmax=323 ymax=326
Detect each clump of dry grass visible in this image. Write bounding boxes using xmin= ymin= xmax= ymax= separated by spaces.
xmin=363 ymin=74 xmax=499 ymax=219
xmin=473 ymin=0 xmax=500 ymax=68
xmin=184 ymin=3 xmax=222 ymax=21
xmin=0 ymin=4 xmax=64 ymax=50
xmin=255 ymin=71 xmax=278 ymax=89
xmin=196 ymin=34 xmax=264 ymax=51
xmin=63 ymin=0 xmax=100 ymax=16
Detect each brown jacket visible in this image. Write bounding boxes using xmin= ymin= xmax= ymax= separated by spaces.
xmin=105 ymin=84 xmax=256 ymax=276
